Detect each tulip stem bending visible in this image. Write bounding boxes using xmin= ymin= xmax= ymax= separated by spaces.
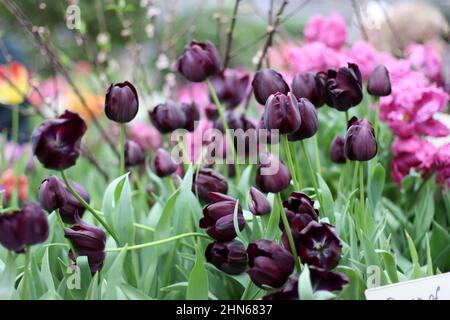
xmin=119 ymin=123 xmax=126 ymax=176
xmin=55 ymin=209 xmax=77 ymax=258
xmin=281 ymin=135 xmax=301 ymax=190
xmin=60 ymin=170 xmax=120 ymax=246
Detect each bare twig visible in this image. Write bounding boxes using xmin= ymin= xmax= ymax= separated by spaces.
xmin=222 ymin=0 xmax=241 ymax=70
xmin=376 ymin=0 xmax=404 ymax=55
xmin=350 ymin=0 xmax=369 ymax=41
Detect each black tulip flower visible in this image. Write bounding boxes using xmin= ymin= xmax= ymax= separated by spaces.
xmin=209 ymin=71 xmax=249 ymax=109
xmin=344 ymin=117 xmax=377 ymax=161
xmin=247 ymin=239 xmax=294 ymax=288
xmin=262 ymin=277 xmax=299 ymax=300
xmin=324 ymin=63 xmax=363 ymax=111
xmin=104 ymin=81 xmax=139 ymax=123
xmin=252 ymin=69 xmax=290 ymax=105
xmin=296 ymin=221 xmax=342 ymax=270
xmin=39 ymin=175 xmax=69 ymax=213
xmin=0 ymin=211 xmax=24 ymax=252
xmin=181 ymin=102 xmax=200 ymax=132
xmin=283 ymin=192 xmax=318 ymax=224
xmin=213 ymin=110 xmax=244 ymax=133
xmin=205 ymin=104 xmax=219 ymax=120
xmin=64 ymin=214 xmax=106 ymax=274
xmin=31 ymin=111 xmax=87 ymax=170
xmin=153 ymin=148 xmax=178 ymax=177
xmin=149 ymin=100 xmax=187 ymax=134
xmin=125 ymin=140 xmax=145 ymax=167
xmin=59 ymin=181 xmax=90 ymax=224
xmin=205 ymin=240 xmax=248 ymax=275
xmin=256 ymin=118 xmax=279 ymax=145
xmin=248 ymin=187 xmax=271 ymax=216
xmin=287 ymin=98 xmax=318 ymax=141
xmin=176 ymin=40 xmax=221 ymax=82
xmin=193 ymin=168 xmax=228 ymax=202
xmin=199 ymin=192 xmax=245 ymax=241
xmin=256 ymin=153 xmax=291 ymax=193
xmin=330 ymin=135 xmax=346 ymax=164
xmin=367 ymin=64 xmax=391 ymax=97
xmin=291 ymin=72 xmax=326 ymax=108
xmin=309 ymin=265 xmax=349 ymax=292
xmin=263 ymin=92 xmax=301 ymax=134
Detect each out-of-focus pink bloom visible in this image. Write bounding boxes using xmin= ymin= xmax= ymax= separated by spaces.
xmin=287 ymin=42 xmax=345 ymax=74
xmin=177 ymin=83 xmax=209 ymax=111
xmin=127 ymin=121 xmax=161 ymax=152
xmin=406 ymin=42 xmax=442 ymax=84
xmin=304 ymin=13 xmax=347 ymax=50
xmin=346 ymin=41 xmax=381 ymax=80
xmin=434 ymin=143 xmax=450 ymax=188
xmin=391 ymin=136 xmax=436 ymax=184
xmin=183 ymin=119 xmax=213 ymax=162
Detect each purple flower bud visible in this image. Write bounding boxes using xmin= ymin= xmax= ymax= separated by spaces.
xmin=330 ymin=135 xmax=346 ymax=164
xmin=287 ymin=98 xmax=318 ymax=141
xmin=263 ymin=92 xmax=301 ymax=134
xmin=31 ymin=111 xmax=87 ymax=170
xmin=344 ymin=117 xmax=377 ymax=161
xmin=367 ymin=64 xmax=391 ymax=97
xmin=153 ymin=148 xmax=177 ymax=177
xmin=176 ymin=40 xmax=221 ymax=82
xmin=209 ymin=71 xmax=249 ymax=109
xmin=181 ymin=102 xmax=200 ymax=132
xmin=205 ymin=240 xmax=248 ymax=275
xmin=248 ymin=187 xmax=271 ymax=216
xmin=199 ymin=192 xmax=245 ymax=241
xmin=256 ymin=153 xmax=291 ymax=193
xmin=252 ymin=69 xmax=290 ymax=105
xmin=247 ymin=239 xmax=294 ymax=288
xmin=149 ymin=100 xmax=187 ymax=134
xmin=193 ymin=168 xmax=228 ymax=202
xmin=39 ymin=175 xmax=69 ymax=213
xmin=309 ymin=265 xmax=349 ymax=292
xmin=283 ymin=192 xmax=318 ymax=224
xmin=124 ymin=140 xmax=145 ymax=167
xmin=104 ymin=81 xmax=139 ymax=123
xmin=59 ymin=181 xmax=90 ymax=224
xmin=291 ymin=72 xmax=325 ymax=108
xmin=0 ymin=210 xmax=24 ymax=252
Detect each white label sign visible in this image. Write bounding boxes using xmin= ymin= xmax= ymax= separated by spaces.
xmin=365 ymin=273 xmax=450 ymax=300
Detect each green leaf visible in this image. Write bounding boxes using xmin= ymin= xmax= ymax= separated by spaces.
xmin=0 ymin=253 xmax=16 ymax=299
xmin=119 ymin=284 xmax=152 ymax=300
xmin=425 ymin=233 xmax=433 ymax=276
xmin=154 ymin=189 xmax=180 ymax=241
xmin=405 ymin=231 xmax=422 ymax=279
xmin=430 ymin=221 xmax=450 ymax=269
xmin=298 ymin=265 xmax=314 ymax=300
xmin=317 ymin=175 xmax=334 ymax=223
xmin=187 ymin=244 xmax=209 ymax=300
xmin=104 ymin=246 xmax=128 ymax=299
xmin=41 ymin=248 xmax=55 ymax=292
xmin=262 ymin=193 xmax=280 ymax=240
xmin=86 ymin=272 xmax=100 ymax=300
xmin=413 ymin=186 xmax=434 ymax=240
xmin=377 ymin=250 xmax=399 ymax=283
xmin=368 ymin=163 xmax=385 ymax=211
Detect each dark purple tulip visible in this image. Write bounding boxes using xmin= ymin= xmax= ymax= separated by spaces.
xmin=247 ymin=239 xmax=294 ymax=288
xmin=153 ymin=148 xmax=178 ymax=177
xmin=291 ymin=72 xmax=325 ymax=108
xmin=296 ymin=221 xmax=342 ymax=270
xmin=309 ymin=265 xmax=349 ymax=292
xmin=283 ymin=192 xmax=318 ymax=224
xmin=330 ymin=135 xmax=346 ymax=164
xmin=64 ymin=214 xmax=106 ymax=274
xmin=193 ymin=168 xmax=228 ymax=202
xmin=149 ymin=100 xmax=186 ymax=134
xmin=252 ymin=69 xmax=290 ymax=105
xmin=213 ymin=110 xmax=244 ymax=133
xmin=104 ymin=81 xmax=139 ymax=123
xmin=262 ymin=277 xmax=299 ymax=300
xmin=205 ymin=104 xmax=219 ymax=120
xmin=367 ymin=65 xmax=391 ymax=97
xmin=248 ymin=187 xmax=271 ymax=216
xmin=205 ymin=240 xmax=248 ymax=275
xmin=199 ymin=192 xmax=245 ymax=241
xmin=209 ymin=71 xmax=249 ymax=109
xmin=31 ymin=111 xmax=87 ymax=170
xmin=181 ymin=102 xmax=200 ymax=132
xmin=256 ymin=118 xmax=279 ymax=145
xmin=263 ymin=92 xmax=301 ymax=134
xmin=176 ymin=40 xmax=221 ymax=82
xmin=59 ymin=181 xmax=90 ymax=224
xmin=344 ymin=117 xmax=377 ymax=161
xmin=324 ymin=63 xmax=363 ymax=111
xmin=256 ymin=153 xmax=291 ymax=193
xmin=0 ymin=211 xmax=24 ymax=252
xmin=287 ymin=98 xmax=318 ymax=141
xmin=39 ymin=176 xmax=69 ymax=213
xmin=124 ymin=140 xmax=145 ymax=167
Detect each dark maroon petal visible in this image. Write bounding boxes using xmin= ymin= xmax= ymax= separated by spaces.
xmin=153 ymin=148 xmax=177 ymax=177
xmin=124 ymin=140 xmax=146 ymax=167
xmin=193 ymin=168 xmax=228 ymax=202
xmin=288 ymin=98 xmax=318 ymax=141
xmin=248 ymin=187 xmax=271 ymax=216
xmin=205 ymin=240 xmax=248 ymax=275
xmin=39 ymin=175 xmax=69 ymax=212
xmin=210 ymin=71 xmax=249 ymax=109
xmin=344 ymin=117 xmax=377 ymax=161
xmin=59 ymin=181 xmax=90 ymax=224
xmin=19 ymin=203 xmax=49 ymax=246
xmin=256 ymin=153 xmax=291 ymax=193
xmin=330 ymin=135 xmax=346 ymax=164
xmin=181 ymin=102 xmax=200 ymax=132
xmin=309 ymin=266 xmax=349 ymax=292
xmin=291 ymin=73 xmax=325 ymax=108
xmin=252 ymin=69 xmax=290 ymax=105
xmin=367 ymin=65 xmax=391 ymax=97
xmin=104 ymin=81 xmax=139 ymax=123
xmin=263 ymin=92 xmax=301 ymax=134
xmin=0 ymin=211 xmax=25 ymax=252
xmin=149 ymin=100 xmax=187 ymax=134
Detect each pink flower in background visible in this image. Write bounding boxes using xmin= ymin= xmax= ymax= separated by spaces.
xmin=287 ymin=42 xmax=345 ymax=73
xmin=406 ymin=42 xmax=442 ymax=84
xmin=434 ymin=143 xmax=450 ymax=188
xmin=128 ymin=121 xmax=161 ymax=152
xmin=304 ymin=13 xmax=347 ymax=50
xmin=177 ymin=82 xmax=209 ymax=111
xmin=346 ymin=41 xmax=381 ymax=80
xmin=391 ymin=136 xmax=436 ymax=184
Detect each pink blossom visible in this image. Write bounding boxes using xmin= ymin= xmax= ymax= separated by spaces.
xmin=345 ymin=41 xmax=381 ymax=80
xmin=176 ymin=82 xmax=209 ymax=111
xmin=304 ymin=13 xmax=347 ymax=50
xmin=127 ymin=121 xmax=161 ymax=152
xmin=406 ymin=42 xmax=442 ymax=84
xmin=434 ymin=143 xmax=450 ymax=188
xmin=287 ymin=42 xmax=345 ymax=74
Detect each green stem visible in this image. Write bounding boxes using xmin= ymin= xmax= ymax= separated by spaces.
xmin=106 ymin=232 xmax=210 ymax=252
xmin=300 ymin=140 xmax=321 ymax=206
xmin=345 ymin=110 xmax=350 ymax=124
xmin=11 ymin=106 xmax=20 ymax=206
xmin=133 ymin=223 xmax=155 ymax=233
xmin=21 ymin=246 xmax=31 ymax=300
xmin=277 ymin=193 xmax=301 ymax=271
xmin=312 ymin=136 xmax=322 ymax=175
xmin=55 ymin=209 xmax=77 ymax=258
xmin=119 ymin=123 xmax=126 ymax=175
xmin=61 ymin=170 xmax=120 ymax=245
xmin=281 ymin=135 xmax=300 ymax=190
xmin=207 ymin=79 xmax=240 ymax=180
xmin=359 ymin=162 xmax=365 ymax=215
xmin=374 ymin=97 xmax=380 ymax=140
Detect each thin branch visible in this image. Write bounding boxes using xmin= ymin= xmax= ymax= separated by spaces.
xmin=350 ymin=0 xmax=369 ymax=41
xmin=222 ymin=0 xmax=241 ymax=70
xmin=376 ymin=0 xmax=404 ymax=55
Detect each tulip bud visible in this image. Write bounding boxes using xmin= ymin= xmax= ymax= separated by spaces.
xmin=176 ymin=40 xmax=221 ymax=82
xmin=181 ymin=102 xmax=200 ymax=132
xmin=209 ymin=71 xmax=249 ymax=109
xmin=193 ymin=168 xmax=228 ymax=202
xmin=153 ymin=148 xmax=178 ymax=177
xmin=263 ymin=92 xmax=301 ymax=134
xmin=199 ymin=192 xmax=245 ymax=241
xmin=124 ymin=140 xmax=146 ymax=167
xmin=367 ymin=64 xmax=391 ymax=97
xmin=287 ymin=98 xmax=318 ymax=141
xmin=64 ymin=214 xmax=106 ymax=274
xmin=205 ymin=240 xmax=248 ymax=275
xmin=59 ymin=181 xmax=90 ymax=224
xmin=248 ymin=187 xmax=271 ymax=216
xmin=104 ymin=81 xmax=139 ymax=123
xmin=256 ymin=153 xmax=291 ymax=193
xmin=330 ymin=135 xmax=346 ymax=163
xmin=39 ymin=176 xmax=69 ymax=213
xmin=291 ymin=72 xmax=325 ymax=108
xmin=252 ymin=69 xmax=290 ymax=105
xmin=0 ymin=211 xmax=24 ymax=252
xmin=31 ymin=111 xmax=87 ymax=170
xmin=344 ymin=117 xmax=377 ymax=161
xmin=247 ymin=239 xmax=294 ymax=288
xmin=149 ymin=100 xmax=187 ymax=134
